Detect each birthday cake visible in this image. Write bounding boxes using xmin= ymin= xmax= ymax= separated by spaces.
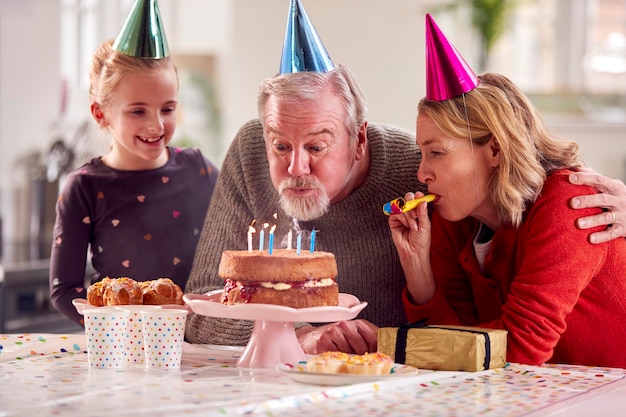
xmin=219 ymin=249 xmax=339 ymax=308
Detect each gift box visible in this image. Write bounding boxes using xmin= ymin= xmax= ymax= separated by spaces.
xmin=378 ymin=323 xmax=507 ymax=372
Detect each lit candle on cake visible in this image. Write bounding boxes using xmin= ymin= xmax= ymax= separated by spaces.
xmin=247 ymin=225 xmax=256 ymax=253
xmin=296 ymin=232 xmax=302 ymax=255
xmin=268 ymin=225 xmax=276 ymax=255
xmin=287 ymin=230 xmax=293 ymax=250
xmin=310 ymin=229 xmax=316 ymax=253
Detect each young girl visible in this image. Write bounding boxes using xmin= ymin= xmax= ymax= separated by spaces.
xmin=49 ymin=2 xmax=218 ymax=325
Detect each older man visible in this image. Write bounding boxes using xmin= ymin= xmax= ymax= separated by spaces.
xmin=185 ymin=61 xmax=420 ymax=354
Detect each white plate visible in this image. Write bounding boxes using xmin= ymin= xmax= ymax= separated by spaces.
xmin=71 ymin=298 xmax=190 ymax=315
xmin=277 ymin=361 xmax=419 ymax=386
xmin=183 ymin=290 xmax=367 ymax=322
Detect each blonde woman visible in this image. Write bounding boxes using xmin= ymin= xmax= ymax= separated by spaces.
xmin=389 ymin=15 xmax=626 ymax=368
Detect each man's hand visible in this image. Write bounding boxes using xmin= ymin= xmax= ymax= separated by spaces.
xmin=570 ymin=167 xmax=626 ymax=244
xmin=295 ymin=319 xmax=378 ymax=355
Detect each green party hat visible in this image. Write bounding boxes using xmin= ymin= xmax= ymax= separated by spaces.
xmin=112 ymin=0 xmax=170 ymax=59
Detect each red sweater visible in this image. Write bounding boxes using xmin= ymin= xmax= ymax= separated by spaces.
xmin=403 ymin=170 xmax=626 ymax=368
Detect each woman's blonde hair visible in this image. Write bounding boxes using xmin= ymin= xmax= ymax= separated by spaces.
xmin=418 ymin=72 xmax=583 ymax=227
xmin=89 ymin=39 xmax=178 ymax=111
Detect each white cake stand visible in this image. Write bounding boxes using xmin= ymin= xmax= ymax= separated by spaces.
xmin=183 ymin=290 xmax=367 ymax=369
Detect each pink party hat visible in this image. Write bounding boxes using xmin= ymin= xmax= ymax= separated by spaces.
xmin=425 ymin=13 xmax=478 ymax=101
xmin=279 ymin=0 xmax=334 ymax=74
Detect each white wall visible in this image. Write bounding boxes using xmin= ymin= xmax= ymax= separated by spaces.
xmin=545 ymin=114 xmax=626 ymax=182
xmin=160 ymin=0 xmax=230 ymax=55
xmin=0 ymin=0 xmax=61 ymax=246
xmin=0 ymin=0 xmax=61 ymax=185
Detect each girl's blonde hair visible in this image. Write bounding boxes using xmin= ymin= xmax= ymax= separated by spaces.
xmin=418 ymin=72 xmax=583 ymax=227
xmin=89 ymin=39 xmax=178 ymax=111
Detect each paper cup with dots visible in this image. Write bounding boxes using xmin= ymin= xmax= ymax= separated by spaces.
xmin=83 ymin=307 xmax=129 ymax=369
xmin=115 ymin=305 xmax=162 ymax=364
xmin=141 ymin=308 xmax=188 ymax=369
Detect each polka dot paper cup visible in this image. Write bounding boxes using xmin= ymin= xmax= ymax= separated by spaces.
xmin=115 ymin=305 xmax=162 ymax=364
xmin=141 ymin=308 xmax=188 ymax=369
xmin=83 ymin=307 xmax=129 ymax=369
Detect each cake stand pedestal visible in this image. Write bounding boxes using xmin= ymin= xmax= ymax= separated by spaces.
xmin=237 ymin=320 xmax=305 ymax=367
xmin=183 ymin=291 xmax=367 ymax=369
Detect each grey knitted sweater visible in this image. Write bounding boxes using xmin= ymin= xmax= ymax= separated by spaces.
xmin=184 ymin=119 xmax=425 ymax=345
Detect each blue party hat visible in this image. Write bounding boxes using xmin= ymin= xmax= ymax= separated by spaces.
xmin=279 ymin=0 xmax=334 ymax=74
xmin=113 ymin=0 xmax=170 ymax=59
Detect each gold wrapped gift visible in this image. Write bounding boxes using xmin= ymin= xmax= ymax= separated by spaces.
xmin=378 ymin=324 xmax=507 ymax=372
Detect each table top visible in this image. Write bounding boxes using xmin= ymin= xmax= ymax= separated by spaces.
xmin=1 ymin=333 xmax=625 ymax=416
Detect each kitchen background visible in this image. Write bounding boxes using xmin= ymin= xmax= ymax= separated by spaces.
xmin=0 ymin=0 xmax=625 ymax=332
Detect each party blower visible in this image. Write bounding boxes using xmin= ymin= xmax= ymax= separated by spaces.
xmin=383 ymin=194 xmax=436 ymax=216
